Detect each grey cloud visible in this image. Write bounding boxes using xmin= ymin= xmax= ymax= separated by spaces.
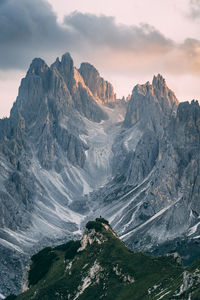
xmin=0 ymin=0 xmax=66 ymax=69
xmin=0 ymin=0 xmax=200 ymax=78
xmin=64 ymin=12 xmax=173 ymax=53
xmin=0 ymin=0 xmax=173 ymax=70
xmin=189 ymin=0 xmax=200 ymax=18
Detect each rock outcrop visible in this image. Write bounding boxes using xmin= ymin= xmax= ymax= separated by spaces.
xmin=79 ymin=62 xmax=116 ymax=103
xmin=123 ymin=74 xmax=178 ymax=131
xmin=97 ymin=97 xmax=200 ymax=267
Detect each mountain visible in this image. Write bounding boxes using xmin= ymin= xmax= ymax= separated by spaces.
xmin=6 ymin=218 xmax=200 ymax=300
xmin=0 ymin=52 xmax=124 ymax=297
xmin=0 ymin=52 xmax=200 ymax=297
xmin=108 ymin=98 xmax=200 ymax=262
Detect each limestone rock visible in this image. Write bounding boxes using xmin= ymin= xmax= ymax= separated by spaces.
xmin=79 ymin=62 xmax=116 ymax=103
xmin=52 ymin=53 xmax=108 ymax=122
xmin=123 ymin=74 xmax=178 ymax=131
xmin=1 ymin=54 xmax=200 ymax=297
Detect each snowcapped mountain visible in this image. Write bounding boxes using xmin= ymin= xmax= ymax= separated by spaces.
xmin=0 ymin=52 xmax=200 ymax=297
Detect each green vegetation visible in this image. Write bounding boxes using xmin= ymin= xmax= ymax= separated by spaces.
xmin=5 ymin=296 xmax=17 ymax=300
xmin=95 ymin=217 xmax=109 ymax=225
xmin=7 ymin=219 xmax=200 ymax=300
xmin=54 ymin=240 xmax=81 ymax=255
xmin=64 ymin=240 xmax=81 ymax=260
xmin=86 ymin=217 xmax=109 ymax=232
xmin=28 ymin=247 xmax=58 ymax=286
xmin=86 ymin=220 xmax=103 ymax=232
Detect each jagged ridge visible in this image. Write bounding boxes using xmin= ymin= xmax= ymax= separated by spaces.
xmin=1 ymin=51 xmax=200 ymax=298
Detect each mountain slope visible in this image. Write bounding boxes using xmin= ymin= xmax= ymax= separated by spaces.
xmin=89 ymin=82 xmax=200 ymax=265
xmin=8 ymin=219 xmax=200 ymax=300
xmin=108 ymin=99 xmax=200 ymax=263
xmin=0 ymin=53 xmax=124 ymax=297
xmin=1 ymin=52 xmax=200 ymax=297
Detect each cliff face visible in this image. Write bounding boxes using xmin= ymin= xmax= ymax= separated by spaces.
xmin=0 ymin=52 xmax=125 ymax=297
xmin=97 ymin=98 xmax=200 ymax=266
xmin=79 ymin=62 xmax=116 ymax=103
xmin=0 ymin=52 xmax=119 ymax=233
xmin=123 ymin=74 xmax=178 ymax=131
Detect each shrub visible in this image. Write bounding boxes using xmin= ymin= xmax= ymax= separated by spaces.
xmin=64 ymin=240 xmax=81 ymax=260
xmin=86 ymin=221 xmax=103 ymax=232
xmin=95 ymin=217 xmax=109 ymax=225
xmin=28 ymin=247 xmax=57 ymax=286
xmin=5 ymin=295 xmax=17 ymax=300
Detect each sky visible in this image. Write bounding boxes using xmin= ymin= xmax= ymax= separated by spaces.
xmin=1 ymin=0 xmax=200 ymax=118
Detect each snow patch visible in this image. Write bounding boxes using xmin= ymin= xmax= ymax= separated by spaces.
xmin=0 ymin=293 xmax=5 ymax=299
xmin=188 ymin=221 xmax=200 ymax=236
xmin=123 ymin=125 xmax=143 ymax=152
xmin=176 ymin=271 xmax=194 ymax=296
xmin=121 ymin=196 xmax=183 ymax=240
xmin=0 ymin=237 xmax=24 ymax=253
xmin=156 ymin=290 xmax=171 ymax=300
xmin=193 ymin=235 xmax=200 ymax=239
xmin=2 ymin=228 xmax=36 ymax=246
xmin=66 ymin=261 xmax=73 ymax=272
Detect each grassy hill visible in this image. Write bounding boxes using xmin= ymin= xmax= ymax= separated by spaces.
xmin=6 ymin=218 xmax=200 ymax=300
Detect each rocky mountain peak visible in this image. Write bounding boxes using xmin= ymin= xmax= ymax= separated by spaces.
xmin=27 ymin=58 xmax=49 ymax=76
xmin=176 ymin=100 xmax=200 ymax=133
xmin=51 ymin=52 xmax=74 ymax=88
xmin=79 ymin=62 xmax=116 ymax=104
xmin=61 ymin=52 xmax=73 ymax=65
xmin=60 ymin=52 xmax=74 ymax=77
xmin=12 ymin=52 xmax=107 ymax=125
xmin=52 ymin=52 xmax=73 ymax=69
xmin=124 ymin=74 xmax=178 ymax=129
xmin=152 ymin=74 xmax=178 ymax=108
xmin=80 ymin=62 xmax=99 ymax=77
xmin=152 ymin=73 xmax=166 ymax=88
xmin=52 ymin=55 xmax=108 ymax=122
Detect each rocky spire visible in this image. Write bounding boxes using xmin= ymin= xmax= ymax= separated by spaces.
xmin=51 ymin=52 xmax=74 ymax=89
xmin=123 ymin=74 xmax=178 ymax=129
xmin=152 ymin=74 xmax=166 ymax=88
xmin=79 ymin=62 xmax=116 ymax=103
xmin=27 ymin=58 xmax=49 ymax=76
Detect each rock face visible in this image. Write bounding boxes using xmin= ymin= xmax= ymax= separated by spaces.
xmin=124 ymin=74 xmax=178 ymax=131
xmin=51 ymin=54 xmax=108 ymax=122
xmin=1 ymin=53 xmax=200 ymax=297
xmin=97 ymin=98 xmax=200 ymax=266
xmin=0 ymin=53 xmax=117 ymax=296
xmin=79 ymin=62 xmax=116 ymax=103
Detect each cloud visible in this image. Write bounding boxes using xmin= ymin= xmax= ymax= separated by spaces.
xmin=0 ymin=0 xmax=173 ymax=70
xmin=64 ymin=12 xmax=173 ymax=53
xmin=0 ymin=0 xmax=66 ymax=69
xmin=189 ymin=0 xmax=200 ymax=19
xmin=0 ymin=0 xmax=200 ymax=78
